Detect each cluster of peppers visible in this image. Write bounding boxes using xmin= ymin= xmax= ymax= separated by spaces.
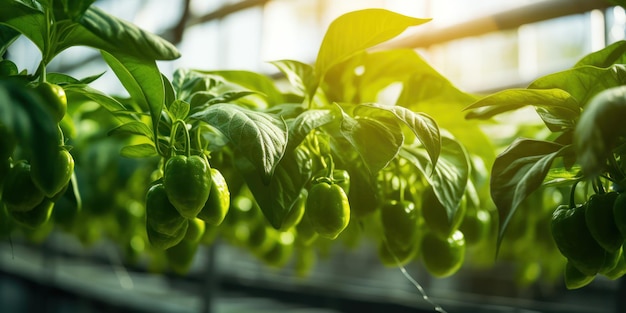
xmin=551 ymin=182 xmax=626 ymax=289
xmin=145 ymin=120 xmax=231 ymax=274
xmin=0 ymin=77 xmax=75 ymax=232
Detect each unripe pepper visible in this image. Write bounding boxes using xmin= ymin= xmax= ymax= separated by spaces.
xmin=163 ymin=155 xmax=212 ymax=219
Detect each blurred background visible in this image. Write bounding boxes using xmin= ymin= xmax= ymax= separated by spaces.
xmin=2 ymin=0 xmax=626 ymax=312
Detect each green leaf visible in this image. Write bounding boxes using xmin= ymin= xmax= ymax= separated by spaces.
xmin=315 ymin=9 xmax=430 ymax=80
xmin=162 ymin=74 xmax=175 ymax=109
xmin=464 ymin=88 xmax=580 ymax=132
xmin=200 ymin=70 xmax=284 ymax=105
xmin=190 ymin=104 xmax=288 ymax=184
xmin=0 ymin=1 xmax=46 ymax=52
xmin=77 ymin=6 xmax=179 ymax=60
xmin=239 ymin=145 xmax=313 ymax=229
xmin=52 ymin=0 xmax=94 ymax=22
xmin=270 ymin=60 xmax=317 ymax=98
xmin=489 ymin=139 xmax=569 ymax=251
xmin=108 ymin=121 xmax=153 ymax=139
xmin=101 ymin=51 xmax=164 ymax=148
xmin=204 ymin=91 xmax=257 ymax=106
xmin=529 ymin=65 xmax=626 ymax=108
xmin=287 ymin=109 xmax=338 ymax=149
xmin=354 ymin=103 xmax=440 ymax=167
xmin=574 ymin=85 xmax=626 ymax=177
xmin=0 ymin=25 xmax=20 ymax=56
xmin=168 ymin=100 xmax=190 ymax=120
xmin=576 ymin=40 xmax=626 ymax=68
xmin=120 ymin=143 xmax=157 ymax=158
xmin=400 ymin=136 xmax=469 ymax=223
xmin=63 ymin=84 xmax=127 ymax=113
xmin=339 ymin=110 xmax=404 ymax=174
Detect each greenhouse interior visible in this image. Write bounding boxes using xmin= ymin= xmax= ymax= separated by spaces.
xmin=2 ymin=0 xmax=626 ymax=312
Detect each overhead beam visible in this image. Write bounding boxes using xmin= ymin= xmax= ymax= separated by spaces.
xmin=379 ymin=0 xmax=613 ymax=49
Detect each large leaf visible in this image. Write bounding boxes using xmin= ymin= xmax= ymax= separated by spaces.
xmin=0 ymin=25 xmax=20 ymax=56
xmin=576 ymin=40 xmax=626 ymax=68
xmin=464 ymin=88 xmax=581 ymax=132
xmin=76 ymin=6 xmax=179 ymax=60
xmin=574 ymin=85 xmax=626 ymax=176
xmin=489 ymin=139 xmax=570 ymax=250
xmin=338 ymin=111 xmax=404 ymax=175
xmin=0 ymin=0 xmax=46 ymax=52
xmin=529 ymin=65 xmax=626 ymax=108
xmin=400 ymin=136 xmax=469 ymax=223
xmin=0 ymin=80 xmax=58 ymax=187
xmin=315 ymin=9 xmax=429 ymax=80
xmin=239 ymin=146 xmax=313 ymax=229
xmin=354 ymin=103 xmax=440 ymax=167
xmin=101 ymin=51 xmax=164 ymax=152
xmin=190 ymin=104 xmax=288 ymax=183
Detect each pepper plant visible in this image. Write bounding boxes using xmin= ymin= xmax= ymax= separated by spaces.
xmin=464 ymin=38 xmax=626 ymax=288
xmin=2 ymin=0 xmax=622 ymax=292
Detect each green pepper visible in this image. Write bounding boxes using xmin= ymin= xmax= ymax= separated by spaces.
xmin=146 ymin=183 xmax=187 ymax=236
xmin=163 ymin=155 xmax=212 ymax=219
xmin=0 ymin=123 xmax=16 ymax=159
xmin=312 ymin=169 xmax=350 ymax=195
xmin=197 ymin=168 xmax=230 ymax=226
xmin=585 ymin=192 xmax=623 ymax=252
xmin=146 ymin=218 xmax=189 ymax=250
xmin=613 ymin=193 xmax=626 ymax=238
xmin=421 ymin=186 xmax=465 ymax=239
xmin=8 ymin=198 xmax=54 ymax=229
xmin=551 ymin=204 xmax=609 ymax=275
xmin=34 ymin=82 xmax=67 ymax=123
xmin=30 ymin=148 xmax=74 ymax=198
xmin=305 ymin=181 xmax=350 ymax=240
xmin=2 ymin=161 xmax=45 ymax=212
xmin=381 ymin=200 xmax=419 ymax=250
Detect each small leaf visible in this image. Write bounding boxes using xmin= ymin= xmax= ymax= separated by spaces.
xmin=120 ymin=143 xmax=157 ymax=158
xmin=287 ymin=109 xmax=338 ymax=149
xmin=574 ymin=85 xmax=626 ymax=176
xmin=206 ymin=91 xmax=257 ymax=106
xmin=46 ymin=72 xmax=80 ymax=84
xmin=108 ymin=121 xmax=153 ymax=139
xmin=169 ymin=100 xmax=190 ymax=120
xmin=576 ymin=40 xmax=626 ymax=68
xmin=354 ymin=103 xmax=440 ymax=167
xmin=464 ymin=88 xmax=580 ymax=132
xmin=190 ymin=104 xmax=288 ymax=183
xmin=315 ymin=9 xmax=430 ymax=80
xmin=489 ymin=139 xmax=569 ymax=251
xmin=400 ymin=136 xmax=469 ymax=223
xmin=63 ymin=84 xmax=127 ymax=112
xmin=270 ymin=59 xmax=317 ymax=98
xmin=200 ymin=70 xmax=284 ymax=105
xmin=339 ymin=110 xmax=403 ymax=174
